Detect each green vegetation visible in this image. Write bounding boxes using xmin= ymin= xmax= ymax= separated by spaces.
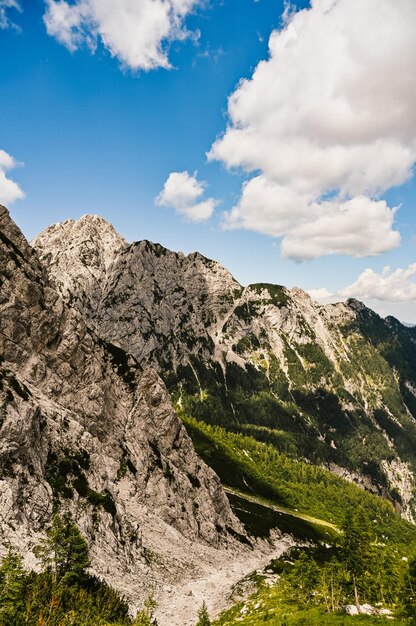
xmin=34 ymin=513 xmax=90 ymax=584
xmin=179 ymin=414 xmax=416 ymax=625
xmin=227 ymin=491 xmax=338 ymax=543
xmin=176 ymin=341 xmax=404 ymax=489
xmin=0 ymin=515 xmax=132 ymax=626
xmin=133 ymin=596 xmax=158 ymax=626
xmin=0 ymin=514 xmax=163 ymax=626
xmin=215 ymin=597 xmax=407 ymax=625
xmin=182 ymin=416 xmax=414 ymax=545
xmin=45 ymin=449 xmax=117 ymax=516
xmin=196 ymin=602 xmax=212 ymax=626
xmin=247 ymin=284 xmax=290 ymax=307
xmin=214 ymin=511 xmax=416 ymax=625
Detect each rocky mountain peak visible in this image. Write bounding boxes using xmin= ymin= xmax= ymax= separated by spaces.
xmin=33 ymin=217 xmax=242 ymax=368
xmin=1 ymin=206 xmax=250 ymax=621
xmin=345 ymin=297 xmax=369 ymax=312
xmin=30 ymin=212 xmax=416 ymax=521
xmin=33 ymin=213 xmax=126 ymax=255
xmin=32 ymin=214 xmax=127 ymax=318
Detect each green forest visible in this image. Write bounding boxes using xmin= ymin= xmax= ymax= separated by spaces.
xmin=0 ymin=515 xmax=161 ymax=626
xmin=181 ymin=415 xmax=416 ymax=624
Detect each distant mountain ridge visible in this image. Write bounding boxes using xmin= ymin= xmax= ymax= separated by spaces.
xmin=33 ymin=215 xmax=416 ymax=520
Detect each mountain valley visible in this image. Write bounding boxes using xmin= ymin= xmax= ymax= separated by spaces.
xmin=1 ymin=207 xmax=416 ymax=624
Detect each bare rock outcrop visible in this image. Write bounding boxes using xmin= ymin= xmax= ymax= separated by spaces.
xmin=0 ymin=205 xmax=246 ymax=610
xmin=33 ymin=215 xmax=416 ymax=519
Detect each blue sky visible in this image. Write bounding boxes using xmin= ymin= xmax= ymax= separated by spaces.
xmin=1 ymin=0 xmax=416 ymax=321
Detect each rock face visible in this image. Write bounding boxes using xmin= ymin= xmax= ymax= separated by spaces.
xmin=33 ymin=214 xmax=127 ymax=321
xmin=34 ymin=216 xmax=241 ymax=372
xmin=0 ymin=205 xmax=245 ymax=608
xmin=33 ymin=215 xmax=416 ymax=519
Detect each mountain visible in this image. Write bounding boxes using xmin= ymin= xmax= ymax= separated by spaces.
xmin=33 ymin=215 xmax=416 ymax=520
xmin=0 ymin=205 xmax=267 ymax=623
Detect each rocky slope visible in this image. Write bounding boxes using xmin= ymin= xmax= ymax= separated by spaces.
xmin=33 ymin=215 xmax=416 ymax=519
xmin=0 ymin=205 xmax=256 ymax=620
xmin=33 ymin=214 xmax=241 ymax=372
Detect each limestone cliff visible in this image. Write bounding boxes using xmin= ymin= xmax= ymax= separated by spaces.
xmin=33 ymin=215 xmax=416 ymax=519
xmin=0 ymin=205 xmax=245 ymax=612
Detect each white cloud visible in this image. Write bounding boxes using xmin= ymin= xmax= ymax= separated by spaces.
xmin=224 ymin=178 xmax=400 ymax=261
xmin=339 ymin=265 xmax=416 ymax=302
xmin=44 ymin=0 xmax=201 ymax=71
xmin=307 ymin=287 xmax=334 ymax=301
xmin=0 ymin=0 xmax=21 ymax=29
xmin=156 ymin=171 xmax=217 ymax=222
xmin=0 ymin=150 xmax=25 ymax=205
xmin=209 ymin=0 xmax=416 ymax=259
xmin=308 ymin=263 xmax=416 ymax=316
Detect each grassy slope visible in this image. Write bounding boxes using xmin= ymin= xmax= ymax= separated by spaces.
xmin=181 ymin=415 xmax=416 ymax=625
xmin=182 ymin=415 xmax=415 ymax=546
xmin=215 ymin=593 xmax=407 ymax=626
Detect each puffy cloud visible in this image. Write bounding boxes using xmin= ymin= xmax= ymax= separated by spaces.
xmin=156 ymin=171 xmax=217 ymax=222
xmin=209 ymin=0 xmax=416 ymax=259
xmin=225 ymin=178 xmax=400 ymax=261
xmin=339 ymin=265 xmax=416 ymax=302
xmin=0 ymin=0 xmax=21 ymax=29
xmin=307 ymin=287 xmax=334 ymax=301
xmin=44 ymin=0 xmax=200 ymax=71
xmin=0 ymin=149 xmax=25 ymax=205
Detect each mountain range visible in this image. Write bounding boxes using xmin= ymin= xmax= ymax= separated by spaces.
xmin=33 ymin=213 xmax=416 ymax=519
xmin=2 ymin=206 xmax=416 ymax=623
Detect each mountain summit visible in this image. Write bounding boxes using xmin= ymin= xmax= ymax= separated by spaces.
xmin=0 ymin=205 xmax=256 ymax=622
xmin=33 ymin=215 xmax=416 ymax=521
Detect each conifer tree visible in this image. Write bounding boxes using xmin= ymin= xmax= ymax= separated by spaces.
xmin=196 ymin=601 xmax=211 ymax=626
xmin=400 ymin=552 xmax=416 ymax=617
xmin=340 ymin=508 xmax=373 ymax=607
xmin=134 ymin=596 xmax=158 ymax=625
xmin=0 ymin=549 xmax=26 ymax=625
xmin=34 ymin=513 xmax=89 ymax=583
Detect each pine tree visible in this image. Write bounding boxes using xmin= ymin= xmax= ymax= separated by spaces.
xmin=196 ymin=601 xmax=211 ymax=626
xmin=0 ymin=549 xmax=26 ymax=626
xmin=316 ymin=557 xmax=348 ymax=613
xmin=134 ymin=596 xmax=158 ymax=625
xmin=399 ymin=552 xmax=416 ymax=617
xmin=340 ymin=508 xmax=373 ymax=608
xmin=285 ymin=551 xmax=319 ymax=607
xmin=34 ymin=513 xmax=90 ymax=583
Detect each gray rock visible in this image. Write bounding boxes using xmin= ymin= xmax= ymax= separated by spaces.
xmin=0 ymin=204 xmax=245 ymax=607
xmin=33 ymin=214 xmax=416 ymax=520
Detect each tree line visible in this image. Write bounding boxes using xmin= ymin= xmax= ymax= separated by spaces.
xmin=0 ymin=514 xmax=212 ymax=626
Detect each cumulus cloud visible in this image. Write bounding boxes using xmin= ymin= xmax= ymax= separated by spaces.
xmin=209 ymin=0 xmax=416 ymax=259
xmin=307 ymin=287 xmax=334 ymax=301
xmin=339 ymin=265 xmax=416 ymax=302
xmin=44 ymin=0 xmax=201 ymax=71
xmin=308 ymin=263 xmax=416 ymax=310
xmin=224 ymin=178 xmax=400 ymax=260
xmin=0 ymin=149 xmax=25 ymax=205
xmin=156 ymin=171 xmax=217 ymax=222
xmin=0 ymin=0 xmax=21 ymax=29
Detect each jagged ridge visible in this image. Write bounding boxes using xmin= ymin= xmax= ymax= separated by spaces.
xmin=0 ymin=205 xmax=248 ymax=617
xmin=33 ymin=215 xmax=416 ymax=519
